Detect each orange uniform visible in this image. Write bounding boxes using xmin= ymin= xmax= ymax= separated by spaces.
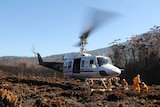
xmin=122 ymin=79 xmax=128 ymax=88
xmin=133 ymin=75 xmax=141 ymax=92
xmin=141 ymin=82 xmax=148 ymax=92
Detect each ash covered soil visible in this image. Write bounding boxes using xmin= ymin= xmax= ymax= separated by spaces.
xmin=0 ymin=71 xmax=160 ymax=107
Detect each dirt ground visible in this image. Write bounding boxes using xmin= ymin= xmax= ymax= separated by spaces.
xmin=0 ymin=71 xmax=160 ymax=107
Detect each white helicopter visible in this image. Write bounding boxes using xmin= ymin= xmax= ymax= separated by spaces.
xmin=35 ymin=9 xmax=121 ymax=90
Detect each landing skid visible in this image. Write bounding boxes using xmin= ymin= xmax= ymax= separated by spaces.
xmin=84 ymin=78 xmax=112 ymax=92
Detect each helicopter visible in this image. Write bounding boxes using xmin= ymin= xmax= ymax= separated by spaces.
xmin=35 ymin=8 xmax=121 ymax=90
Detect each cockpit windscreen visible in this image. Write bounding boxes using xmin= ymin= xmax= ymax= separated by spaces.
xmin=97 ymin=57 xmax=112 ymax=66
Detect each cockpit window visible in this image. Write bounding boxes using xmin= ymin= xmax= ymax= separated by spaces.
xmin=97 ymin=57 xmax=112 ymax=66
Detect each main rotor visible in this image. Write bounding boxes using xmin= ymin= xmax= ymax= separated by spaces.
xmin=76 ymin=8 xmax=120 ymax=53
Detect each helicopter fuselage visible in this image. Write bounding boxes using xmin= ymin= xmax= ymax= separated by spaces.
xmin=63 ymin=53 xmax=121 ymax=78
xmin=36 ymin=52 xmax=121 ymax=79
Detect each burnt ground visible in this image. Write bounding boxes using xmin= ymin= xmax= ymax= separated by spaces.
xmin=0 ymin=71 xmax=160 ymax=107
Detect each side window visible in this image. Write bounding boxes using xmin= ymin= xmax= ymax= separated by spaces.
xmin=90 ymin=59 xmax=96 ymax=68
xmin=64 ymin=62 xmax=67 ymax=68
xmin=81 ymin=60 xmax=85 ymax=67
xmin=90 ymin=59 xmax=94 ymax=64
xmin=68 ymin=61 xmax=72 ymax=68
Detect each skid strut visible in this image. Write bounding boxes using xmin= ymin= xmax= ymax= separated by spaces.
xmin=85 ymin=78 xmax=112 ymax=92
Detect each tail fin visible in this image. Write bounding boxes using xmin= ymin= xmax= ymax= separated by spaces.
xmin=34 ymin=52 xmax=43 ymax=64
xmin=34 ymin=52 xmax=63 ymax=71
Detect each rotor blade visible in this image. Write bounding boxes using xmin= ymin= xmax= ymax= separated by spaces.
xmin=74 ymin=8 xmax=121 ymax=48
xmin=80 ymin=26 xmax=93 ymax=40
xmin=83 ymin=8 xmax=120 ymax=37
xmin=90 ymin=8 xmax=120 ymax=28
xmin=74 ymin=41 xmax=81 ymax=47
xmin=80 ymin=8 xmax=121 ymax=39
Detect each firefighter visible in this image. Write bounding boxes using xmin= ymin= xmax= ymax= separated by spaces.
xmin=121 ymin=79 xmax=129 ymax=90
xmin=141 ymin=82 xmax=148 ymax=92
xmin=133 ymin=74 xmax=141 ymax=92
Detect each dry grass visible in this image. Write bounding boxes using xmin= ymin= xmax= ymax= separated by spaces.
xmin=0 ymin=62 xmax=160 ymax=107
xmin=0 ymin=88 xmax=19 ymax=106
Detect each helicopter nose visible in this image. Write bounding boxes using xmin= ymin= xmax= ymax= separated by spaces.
xmin=112 ymin=67 xmax=121 ymax=76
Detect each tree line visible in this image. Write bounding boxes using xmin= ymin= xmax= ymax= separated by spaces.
xmin=109 ymin=33 xmax=160 ymax=85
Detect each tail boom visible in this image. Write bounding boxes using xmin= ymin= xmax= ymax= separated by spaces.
xmin=35 ymin=52 xmax=63 ymax=71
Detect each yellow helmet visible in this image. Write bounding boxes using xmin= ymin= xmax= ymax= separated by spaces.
xmin=137 ymin=74 xmax=140 ymax=77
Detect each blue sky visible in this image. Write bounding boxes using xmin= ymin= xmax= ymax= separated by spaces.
xmin=0 ymin=0 xmax=160 ymax=57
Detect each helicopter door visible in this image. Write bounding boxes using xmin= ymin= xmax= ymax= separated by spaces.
xmin=73 ymin=58 xmax=81 ymax=73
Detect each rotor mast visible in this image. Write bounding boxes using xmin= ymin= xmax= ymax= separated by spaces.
xmin=79 ymin=25 xmax=92 ymax=53
xmin=80 ymin=35 xmax=88 ymax=53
